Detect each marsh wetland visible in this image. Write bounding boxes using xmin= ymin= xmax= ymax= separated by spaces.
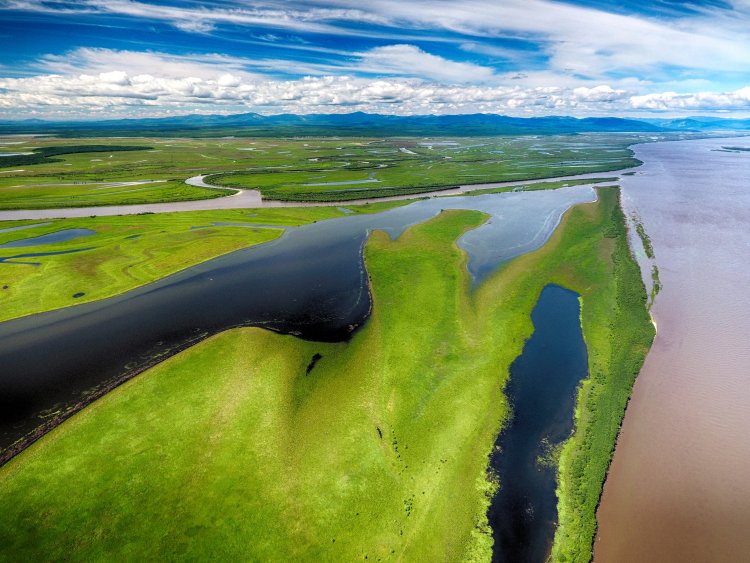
xmin=0 ymin=186 xmax=596 ymax=460
xmin=0 ymin=134 xmax=658 ymax=561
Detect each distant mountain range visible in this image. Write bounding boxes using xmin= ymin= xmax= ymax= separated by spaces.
xmin=642 ymin=116 xmax=750 ymax=131
xmin=1 ymin=112 xmax=749 ymax=137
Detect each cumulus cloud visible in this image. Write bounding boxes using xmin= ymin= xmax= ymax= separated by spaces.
xmin=8 ymin=46 xmax=747 ymax=119
xmin=573 ymin=85 xmax=627 ymax=103
xmin=0 ymin=49 xmax=635 ymax=119
xmin=631 ymin=87 xmax=750 ymax=111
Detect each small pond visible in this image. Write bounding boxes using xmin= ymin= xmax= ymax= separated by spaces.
xmin=0 ymin=229 xmax=96 ymax=248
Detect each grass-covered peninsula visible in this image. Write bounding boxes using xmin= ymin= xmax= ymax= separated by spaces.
xmin=0 ymin=188 xmax=653 ymax=561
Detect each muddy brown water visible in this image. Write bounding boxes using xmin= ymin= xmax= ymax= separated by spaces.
xmin=595 ymin=137 xmax=750 ymax=562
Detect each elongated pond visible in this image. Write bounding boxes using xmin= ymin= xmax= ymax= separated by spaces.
xmin=0 ymin=228 xmax=96 ymax=248
xmin=489 ymin=284 xmax=588 ymax=562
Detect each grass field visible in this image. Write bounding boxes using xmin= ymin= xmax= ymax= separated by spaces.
xmin=0 ymin=200 xmax=407 ymax=322
xmin=0 ymin=188 xmax=653 ymax=561
xmin=550 ymin=193 xmax=655 ymax=561
xmin=0 ymin=178 xmax=232 ymax=210
xmin=0 ymin=134 xmax=648 ymax=207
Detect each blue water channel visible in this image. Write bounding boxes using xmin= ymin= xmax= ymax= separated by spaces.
xmin=0 ymin=228 xmax=96 ymax=248
xmin=489 ymin=284 xmax=589 ymax=562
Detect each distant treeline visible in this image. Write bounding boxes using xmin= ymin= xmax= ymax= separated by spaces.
xmin=0 ymin=145 xmax=152 ymax=168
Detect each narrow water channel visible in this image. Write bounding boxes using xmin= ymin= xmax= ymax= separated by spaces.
xmin=489 ymin=284 xmax=588 ymax=562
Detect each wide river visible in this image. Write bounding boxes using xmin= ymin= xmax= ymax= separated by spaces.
xmin=596 ymin=138 xmax=750 ymax=561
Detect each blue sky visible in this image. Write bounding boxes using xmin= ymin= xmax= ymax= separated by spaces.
xmin=1 ymin=0 xmax=749 ymax=119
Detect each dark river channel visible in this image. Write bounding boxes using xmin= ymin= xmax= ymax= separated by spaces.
xmin=489 ymin=284 xmax=588 ymax=562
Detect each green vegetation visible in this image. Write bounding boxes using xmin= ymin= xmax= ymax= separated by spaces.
xmin=0 ymin=135 xmax=644 ymax=207
xmin=632 ymin=213 xmax=655 ymax=259
xmin=0 ymin=179 xmax=232 ymax=210
xmin=225 ymin=182 xmax=453 ymax=202
xmin=0 ymin=145 xmax=151 ymax=168
xmin=537 ymin=438 xmax=565 ymax=470
xmin=0 ymin=200 xmax=406 ymax=322
xmin=0 ymin=189 xmax=653 ymax=561
xmin=551 ymin=192 xmax=655 ymax=562
xmin=651 ymin=264 xmax=662 ymax=304
xmin=209 ymin=138 xmax=638 ymax=201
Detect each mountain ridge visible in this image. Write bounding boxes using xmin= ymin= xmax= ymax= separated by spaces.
xmin=1 ymin=112 xmax=748 ymax=137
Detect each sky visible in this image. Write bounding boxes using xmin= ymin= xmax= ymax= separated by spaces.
xmin=1 ymin=0 xmax=750 ymax=119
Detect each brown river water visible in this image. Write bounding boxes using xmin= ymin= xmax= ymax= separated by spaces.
xmin=595 ymin=138 xmax=750 ymax=562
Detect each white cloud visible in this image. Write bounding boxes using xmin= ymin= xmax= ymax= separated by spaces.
xmin=36 ymin=48 xmax=263 ymax=81
xmin=573 ymin=85 xmax=627 ymax=103
xmin=97 ymin=71 xmax=130 ymax=86
xmin=355 ymin=44 xmax=496 ymax=83
xmin=5 ymin=0 xmax=383 ymax=36
xmin=0 ymin=48 xmax=635 ymax=119
xmin=630 ymin=87 xmax=750 ymax=111
xmin=358 ymin=0 xmax=750 ymax=79
xmin=8 ymin=0 xmax=750 ymax=82
xmin=0 ymin=47 xmax=746 ymax=119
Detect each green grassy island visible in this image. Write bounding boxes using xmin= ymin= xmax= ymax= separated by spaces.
xmin=0 ymin=188 xmax=653 ymax=561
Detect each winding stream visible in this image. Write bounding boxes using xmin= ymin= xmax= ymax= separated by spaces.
xmin=0 ymin=170 xmax=619 ymax=220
